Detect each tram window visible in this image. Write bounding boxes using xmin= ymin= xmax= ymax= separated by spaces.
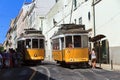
xmin=52 ymin=39 xmax=59 ymax=50
xmin=39 ymin=39 xmax=44 ymax=48
xmin=61 ymin=37 xmax=64 ymax=49
xmin=82 ymin=35 xmax=88 ymax=48
xmin=26 ymin=39 xmax=31 ymax=48
xmin=74 ymin=35 xmax=81 ymax=47
xmin=65 ymin=36 xmax=72 ymax=48
xmin=32 ymin=39 xmax=38 ymax=48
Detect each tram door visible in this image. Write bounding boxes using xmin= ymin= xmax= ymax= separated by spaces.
xmin=94 ymin=39 xmax=109 ymax=64
xmin=101 ymin=40 xmax=109 ymax=63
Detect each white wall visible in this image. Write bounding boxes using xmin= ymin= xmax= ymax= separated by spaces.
xmin=95 ymin=0 xmax=120 ymax=47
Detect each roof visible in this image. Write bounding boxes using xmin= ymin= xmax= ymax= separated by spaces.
xmin=89 ymin=34 xmax=106 ymax=42
xmin=52 ymin=24 xmax=88 ymax=38
xmin=17 ymin=28 xmax=44 ymax=41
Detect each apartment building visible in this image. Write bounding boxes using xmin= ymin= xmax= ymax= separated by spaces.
xmin=4 ymin=19 xmax=15 ymax=50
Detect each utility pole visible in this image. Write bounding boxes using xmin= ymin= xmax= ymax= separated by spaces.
xmin=92 ymin=0 xmax=101 ymax=36
xmin=92 ymin=0 xmax=102 ymax=67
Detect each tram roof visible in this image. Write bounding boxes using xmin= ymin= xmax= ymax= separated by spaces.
xmin=17 ymin=34 xmax=44 ymax=41
xmin=24 ymin=28 xmax=42 ymax=34
xmin=52 ymin=24 xmax=88 ymax=38
xmin=59 ymin=24 xmax=85 ymax=30
xmin=17 ymin=28 xmax=44 ymax=40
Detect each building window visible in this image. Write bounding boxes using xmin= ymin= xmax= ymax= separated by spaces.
xmin=79 ymin=17 xmax=82 ymax=24
xmin=74 ymin=19 xmax=76 ymax=24
xmin=73 ymin=0 xmax=77 ymax=9
xmin=88 ymin=12 xmax=91 ymax=20
xmin=55 ymin=0 xmax=59 ymax=3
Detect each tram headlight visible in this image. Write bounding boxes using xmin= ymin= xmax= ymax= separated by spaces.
xmin=34 ymin=54 xmax=37 ymax=57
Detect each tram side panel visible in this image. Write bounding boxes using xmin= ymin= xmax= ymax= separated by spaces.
xmin=52 ymin=48 xmax=89 ymax=64
xmin=52 ymin=50 xmax=63 ymax=61
xmin=63 ymin=48 xmax=89 ymax=63
xmin=25 ymin=49 xmax=45 ymax=60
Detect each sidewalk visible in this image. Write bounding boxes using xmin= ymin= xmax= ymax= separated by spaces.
xmin=96 ymin=63 xmax=120 ymax=71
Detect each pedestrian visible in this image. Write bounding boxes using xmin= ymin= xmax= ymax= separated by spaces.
xmin=4 ymin=50 xmax=11 ymax=68
xmin=16 ymin=48 xmax=23 ymax=67
xmin=0 ymin=52 xmax=3 ymax=70
xmin=10 ymin=49 xmax=19 ymax=67
xmin=91 ymin=48 xmax=96 ymax=69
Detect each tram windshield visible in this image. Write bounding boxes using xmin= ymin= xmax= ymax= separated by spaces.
xmin=39 ymin=39 xmax=44 ymax=48
xmin=26 ymin=39 xmax=31 ymax=48
xmin=65 ymin=35 xmax=88 ymax=48
xmin=26 ymin=38 xmax=44 ymax=49
xmin=52 ymin=35 xmax=88 ymax=49
xmin=32 ymin=39 xmax=38 ymax=48
xmin=74 ymin=35 xmax=81 ymax=47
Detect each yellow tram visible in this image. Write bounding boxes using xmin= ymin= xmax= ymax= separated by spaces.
xmin=51 ymin=24 xmax=89 ymax=66
xmin=17 ymin=28 xmax=45 ymax=64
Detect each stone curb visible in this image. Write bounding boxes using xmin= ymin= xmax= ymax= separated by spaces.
xmin=96 ymin=63 xmax=120 ymax=71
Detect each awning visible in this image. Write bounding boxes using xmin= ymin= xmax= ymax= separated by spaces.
xmin=89 ymin=34 xmax=106 ymax=42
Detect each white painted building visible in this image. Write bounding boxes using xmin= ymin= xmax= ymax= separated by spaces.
xmin=27 ymin=0 xmax=56 ymax=30
xmin=16 ymin=3 xmax=32 ymax=38
xmin=94 ymin=0 xmax=120 ymax=64
xmin=5 ymin=19 xmax=15 ymax=51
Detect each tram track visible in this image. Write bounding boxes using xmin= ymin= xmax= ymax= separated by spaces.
xmin=29 ymin=61 xmax=120 ymax=80
xmin=29 ymin=65 xmax=51 ymax=80
xmin=38 ymin=66 xmax=51 ymax=80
